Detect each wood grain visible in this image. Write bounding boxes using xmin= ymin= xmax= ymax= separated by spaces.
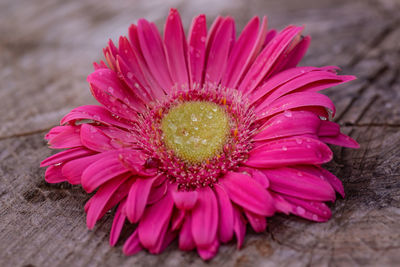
xmin=1 ymin=0 xmax=400 ymax=266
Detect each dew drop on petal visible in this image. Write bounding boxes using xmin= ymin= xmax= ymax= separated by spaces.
xmin=127 ymin=72 xmax=133 ymax=79
xmin=284 ymin=110 xmax=292 ymax=117
xmin=296 ymin=206 xmax=305 ymax=215
xmin=282 ymin=146 xmax=288 ymax=151
xmin=89 ymin=126 xmax=97 ymax=133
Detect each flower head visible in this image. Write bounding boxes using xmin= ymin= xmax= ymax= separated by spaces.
xmin=41 ymin=8 xmax=358 ymax=260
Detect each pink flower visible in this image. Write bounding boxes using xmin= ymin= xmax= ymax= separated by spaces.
xmin=41 ymin=9 xmax=358 ymax=260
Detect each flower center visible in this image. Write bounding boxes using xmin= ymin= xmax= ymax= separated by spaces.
xmin=161 ymin=101 xmax=230 ymax=163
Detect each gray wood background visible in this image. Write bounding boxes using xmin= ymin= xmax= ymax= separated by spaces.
xmin=1 ymin=0 xmax=400 ymax=266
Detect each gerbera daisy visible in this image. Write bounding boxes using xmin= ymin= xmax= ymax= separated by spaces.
xmin=41 ymin=8 xmax=358 ymax=260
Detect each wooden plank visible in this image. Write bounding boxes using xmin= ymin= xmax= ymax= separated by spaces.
xmin=1 ymin=0 xmax=399 ymax=266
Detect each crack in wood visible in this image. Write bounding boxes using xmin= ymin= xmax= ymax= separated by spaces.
xmin=0 ymin=128 xmax=51 ymax=141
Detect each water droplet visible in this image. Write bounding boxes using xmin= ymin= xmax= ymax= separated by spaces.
xmin=127 ymin=72 xmax=133 ymax=79
xmin=89 ymin=126 xmax=97 ymax=133
xmin=168 ymin=123 xmax=177 ymax=132
xmin=296 ymin=138 xmax=303 ymax=144
xmin=191 ymin=114 xmax=198 ymax=122
xmin=312 ymin=214 xmax=319 ymax=220
xmin=296 ymin=206 xmax=305 ymax=215
xmin=174 ymin=136 xmax=182 ymax=145
xmin=282 ymin=146 xmax=288 ymax=151
xmin=134 ymin=83 xmax=140 ymax=88
xmin=201 ymin=36 xmax=206 ymax=42
xmin=284 ymin=110 xmax=292 ymax=117
xmin=201 ymin=139 xmax=207 ymax=145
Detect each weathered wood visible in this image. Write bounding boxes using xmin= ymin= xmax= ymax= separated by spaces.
xmin=1 ymin=0 xmax=400 ymax=266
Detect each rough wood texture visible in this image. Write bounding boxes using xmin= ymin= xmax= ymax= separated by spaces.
xmin=1 ymin=0 xmax=400 ymax=266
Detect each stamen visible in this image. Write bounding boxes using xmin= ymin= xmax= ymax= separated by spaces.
xmin=161 ymin=101 xmax=230 ymax=163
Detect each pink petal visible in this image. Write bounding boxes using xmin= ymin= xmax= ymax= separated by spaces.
xmin=171 ymin=208 xmax=185 ymax=231
xmin=125 ymin=176 xmax=157 ymax=223
xmin=118 ymin=151 xmax=154 ymax=177
xmin=262 ymin=167 xmax=336 ymax=202
xmin=197 ymin=238 xmax=219 ymax=261
xmin=245 ymin=210 xmax=267 ymax=233
xmin=263 ymin=29 xmax=277 ymax=47
xmin=116 ymin=54 xmax=153 ymax=103
xmin=86 ymin=175 xmax=129 ymax=229
xmin=318 ymin=121 xmax=340 ymax=136
xmin=103 ymin=40 xmax=117 ymax=71
xmin=60 ymin=105 xmax=133 ymax=129
xmin=254 ymin=70 xmax=355 ymax=111
xmin=116 ymin=36 xmax=156 ymax=101
xmin=284 ymin=195 xmax=332 ymax=222
xmin=45 ymin=165 xmax=67 ymax=183
xmin=294 ymin=165 xmax=345 ymax=198
xmin=270 ymin=192 xmax=292 ymax=214
xmin=47 ymin=126 xmax=82 ymax=149
xmin=320 ymin=133 xmax=360 ymax=148
xmin=88 ymin=69 xmax=144 ymax=119
xmin=123 ymin=230 xmax=142 ymax=256
xmin=232 ymin=207 xmax=246 ymax=249
xmin=40 ymin=147 xmax=94 ymax=167
xmin=172 ymin=187 xmax=198 ymax=210
xmin=255 ymin=92 xmax=336 ymax=121
xmin=249 ymin=66 xmax=320 ymax=104
xmin=179 ymin=215 xmax=195 ymax=251
xmin=191 ymin=187 xmax=219 ymax=248
xmin=317 ymin=167 xmax=345 ymax=197
xmin=128 ymin=24 xmax=165 ymax=99
xmin=110 ymin=199 xmax=127 ymax=246
xmin=220 ymin=172 xmax=275 ymax=216
xmin=239 ymin=26 xmax=303 ymax=94
xmin=214 ymin=184 xmax=234 ymax=243
xmin=204 ymin=17 xmax=235 ymax=84
xmin=164 ymin=8 xmax=189 ymax=86
xmin=222 ymin=16 xmax=268 ymax=89
xmin=61 ymin=153 xmax=103 ymax=185
xmin=278 ymin=35 xmax=311 ymax=70
xmin=254 ymin=110 xmax=321 ymax=142
xmin=81 ymin=151 xmax=130 ymax=193
xmin=150 ymin=230 xmax=176 ymax=254
xmin=93 ymin=60 xmax=107 ymax=70
xmin=238 ymin=167 xmax=270 ymax=188
xmin=137 ymin=19 xmax=173 ymax=92
xmin=147 ymin=182 xmax=168 ymax=205
xmin=246 ymin=137 xmax=333 ymax=168
xmin=138 ymin=191 xmax=174 ymax=251
xmin=187 ymin=14 xmax=207 ymax=85
xmin=80 ymin=124 xmax=114 ymax=152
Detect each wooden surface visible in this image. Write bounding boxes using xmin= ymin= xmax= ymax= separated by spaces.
xmin=1 ymin=0 xmax=400 ymax=266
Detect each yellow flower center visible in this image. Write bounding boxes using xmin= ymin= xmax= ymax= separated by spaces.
xmin=161 ymin=101 xmax=230 ymax=163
